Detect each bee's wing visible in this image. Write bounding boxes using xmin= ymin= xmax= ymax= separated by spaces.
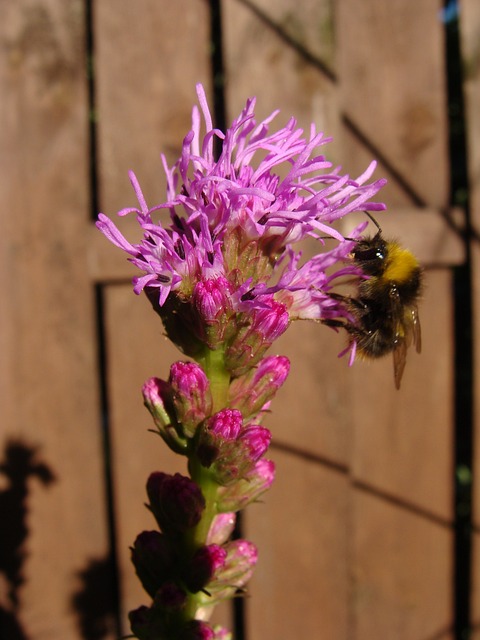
xmin=393 ymin=303 xmax=422 ymax=389
xmin=411 ymin=303 xmax=422 ymax=353
xmin=393 ymin=338 xmax=407 ymax=390
xmin=390 ymin=288 xmax=409 ymax=390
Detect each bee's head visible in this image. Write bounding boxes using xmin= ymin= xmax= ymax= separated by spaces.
xmin=351 ymin=232 xmax=388 ymax=275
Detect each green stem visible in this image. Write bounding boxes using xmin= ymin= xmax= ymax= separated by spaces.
xmin=198 ymin=346 xmax=230 ymax=412
xmin=178 ymin=348 xmax=231 ymax=622
xmin=181 ymin=459 xmax=220 ymax=620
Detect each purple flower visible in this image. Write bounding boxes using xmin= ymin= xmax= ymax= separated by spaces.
xmin=96 ymin=84 xmax=386 ymax=357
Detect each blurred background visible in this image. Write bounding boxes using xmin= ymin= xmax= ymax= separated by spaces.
xmin=1 ymin=0 xmax=479 ymax=638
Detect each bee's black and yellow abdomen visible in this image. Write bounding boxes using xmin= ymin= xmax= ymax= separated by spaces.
xmin=332 ymin=230 xmax=423 ymax=387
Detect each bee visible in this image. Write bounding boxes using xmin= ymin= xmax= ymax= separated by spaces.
xmin=323 ymin=215 xmax=423 ymax=389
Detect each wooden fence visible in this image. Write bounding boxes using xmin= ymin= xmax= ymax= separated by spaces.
xmin=1 ymin=0 xmax=480 ymax=638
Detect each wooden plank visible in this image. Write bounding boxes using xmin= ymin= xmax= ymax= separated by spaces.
xmin=94 ymin=0 xmax=212 ymax=216
xmin=337 ymin=0 xmax=449 ymax=208
xmin=351 ymin=490 xmax=453 ymax=639
xmin=244 ymin=449 xmax=350 ymax=639
xmin=222 ymin=0 xmax=342 ymax=163
xmin=0 ymin=1 xmax=112 ymax=638
xmin=225 ymin=0 xmax=336 ymax=74
xmin=348 ymin=270 xmax=454 ymax=522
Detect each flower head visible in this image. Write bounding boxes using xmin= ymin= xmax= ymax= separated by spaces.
xmin=97 ymin=84 xmax=386 ymax=361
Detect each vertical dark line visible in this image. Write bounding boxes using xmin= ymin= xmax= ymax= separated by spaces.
xmin=444 ymin=3 xmax=474 ymax=638
xmin=85 ymin=0 xmax=99 ymax=219
xmin=210 ymin=0 xmax=227 ymax=155
xmin=209 ymin=2 xmax=247 ymax=637
xmin=85 ymin=1 xmax=122 ymax=635
xmin=95 ymin=286 xmax=123 ymax=637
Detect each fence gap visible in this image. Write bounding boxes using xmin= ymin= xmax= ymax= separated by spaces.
xmin=85 ymin=0 xmax=99 ymax=220
xmin=444 ymin=2 xmax=474 ymax=637
xmin=86 ymin=0 xmax=123 ymax=634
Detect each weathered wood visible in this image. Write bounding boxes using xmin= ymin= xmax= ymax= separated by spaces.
xmin=351 ymin=490 xmax=453 ymax=640
xmin=349 ymin=270 xmax=454 ymax=522
xmin=222 ymin=0 xmax=342 ymax=162
xmin=0 ymin=1 xmax=112 ymax=638
xmin=245 ymin=449 xmax=350 ymax=639
xmin=94 ymin=0 xmax=212 ymax=216
xmin=337 ymin=0 xmax=449 ymax=209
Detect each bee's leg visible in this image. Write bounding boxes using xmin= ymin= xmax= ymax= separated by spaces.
xmin=326 ymin=292 xmax=368 ymax=315
xmin=321 ymin=318 xmax=346 ymax=329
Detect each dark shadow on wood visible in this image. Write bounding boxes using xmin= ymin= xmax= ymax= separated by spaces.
xmin=70 ymin=557 xmax=117 ymax=640
xmin=0 ymin=439 xmax=56 ymax=639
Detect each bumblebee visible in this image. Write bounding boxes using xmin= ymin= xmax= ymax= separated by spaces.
xmin=324 ymin=216 xmax=422 ymax=389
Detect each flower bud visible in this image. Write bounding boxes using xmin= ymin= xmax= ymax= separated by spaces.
xmin=225 ymin=299 xmax=289 ymax=376
xmin=147 ymin=472 xmax=206 ymax=534
xmin=142 ymin=377 xmax=188 ymax=453
xmin=238 ymin=425 xmax=271 ymax=462
xmin=207 ymin=513 xmax=236 ymax=545
xmin=251 ymin=299 xmax=289 ymax=342
xmin=212 ymin=627 xmax=232 ymax=640
xmin=196 ymin=411 xmax=271 ymax=485
xmin=154 ymin=581 xmax=187 ymax=611
xmin=183 ymin=544 xmax=227 ymax=593
xmin=169 ymin=361 xmax=213 ymax=437
xmin=128 ymin=605 xmax=151 ymax=640
xmin=130 ymin=531 xmax=175 ymax=597
xmin=179 ymin=620 xmax=215 ymax=640
xmin=207 ymin=539 xmax=258 ymax=603
xmin=229 ymin=355 xmax=290 ymax=419
xmin=196 ymin=409 xmax=243 ymax=469
xmin=192 ymin=277 xmax=234 ymax=348
xmin=218 ymin=459 xmax=275 ymax=512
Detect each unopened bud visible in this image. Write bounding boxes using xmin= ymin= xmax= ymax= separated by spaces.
xmin=147 ymin=472 xmax=206 ymax=534
xmin=183 ymin=544 xmax=227 ymax=593
xmin=225 ymin=299 xmax=289 ymax=375
xmin=142 ymin=377 xmax=187 ymax=453
xmin=197 ymin=412 xmax=271 ymax=485
xmin=179 ymin=620 xmax=215 ymax=640
xmin=169 ymin=361 xmax=213 ymax=437
xmin=218 ymin=459 xmax=275 ymax=512
xmin=229 ymin=355 xmax=290 ymax=419
xmin=154 ymin=581 xmax=187 ymax=611
xmin=207 ymin=513 xmax=236 ymax=545
xmin=192 ymin=277 xmax=234 ymax=348
xmin=131 ymin=531 xmax=175 ymax=598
